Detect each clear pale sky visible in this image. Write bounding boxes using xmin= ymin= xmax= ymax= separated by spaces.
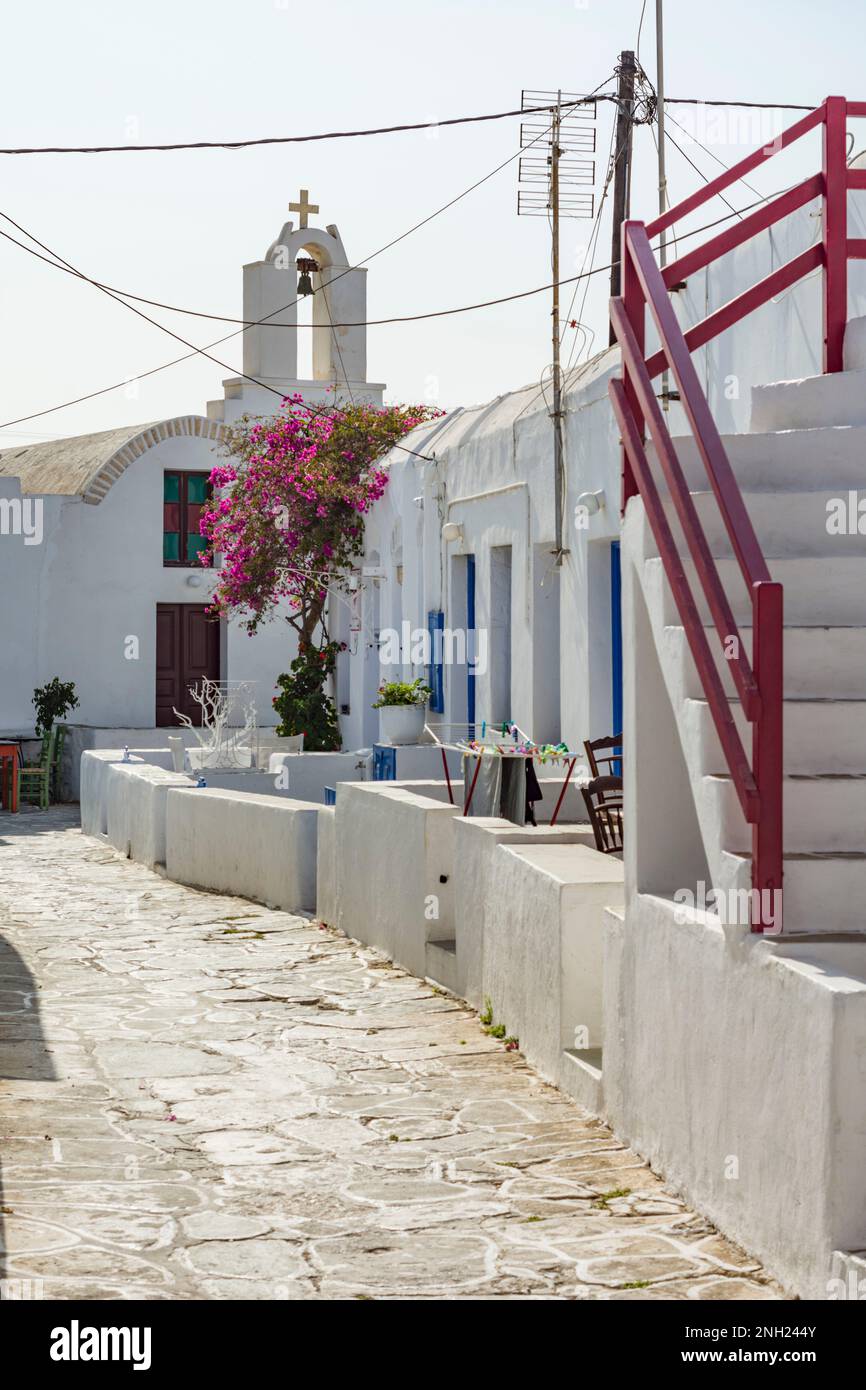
xmin=0 ymin=0 xmax=862 ymax=444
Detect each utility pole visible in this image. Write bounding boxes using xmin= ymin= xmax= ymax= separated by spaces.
xmin=550 ymin=91 xmax=565 ymax=563
xmin=608 ymin=50 xmax=637 ymax=342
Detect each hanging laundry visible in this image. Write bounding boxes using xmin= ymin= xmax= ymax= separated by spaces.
xmin=499 ymin=756 xmax=527 ymax=826
xmin=525 ymin=759 xmax=544 ymax=826
xmin=462 ymin=749 xmax=502 ymax=817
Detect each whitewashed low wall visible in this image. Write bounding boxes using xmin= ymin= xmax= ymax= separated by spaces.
xmin=165 ymin=787 xmax=318 ymax=912
xmin=68 ymin=728 xmax=325 ymax=800
xmin=390 ymin=775 xmax=590 ymax=824
xmin=316 ymin=806 xmax=337 ymax=926
xmin=265 ymin=745 xmax=463 ymax=804
xmin=452 ymin=817 xmax=597 ymax=1009
xmin=333 ymin=783 xmax=460 ymax=977
xmin=604 ymin=895 xmax=866 ymax=1299
xmin=480 ymin=841 xmax=623 ymax=1105
xmin=80 ymin=751 xmax=146 ymax=836
xmin=68 ymin=728 xmax=190 ymax=799
xmin=105 ymin=762 xmax=195 ymax=869
xmin=205 ymin=758 xmax=358 ymax=803
xmin=80 ymin=749 xmax=175 ymax=834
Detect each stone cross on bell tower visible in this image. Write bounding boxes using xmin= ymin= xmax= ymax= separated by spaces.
xmin=208 ymin=189 xmax=385 ymax=424
xmin=288 ymin=188 xmax=319 ymax=228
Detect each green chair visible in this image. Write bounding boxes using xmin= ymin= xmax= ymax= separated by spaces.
xmin=18 ymin=725 xmax=58 ymax=810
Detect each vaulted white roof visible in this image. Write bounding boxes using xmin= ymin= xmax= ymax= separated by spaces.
xmin=0 ymin=414 xmax=228 ymax=504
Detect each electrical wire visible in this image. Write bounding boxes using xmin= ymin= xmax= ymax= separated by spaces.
xmin=0 ymin=217 xmax=628 ymax=330
xmin=0 ymin=96 xmax=819 ymax=157
xmin=664 ymin=128 xmax=746 ymax=223
xmin=0 ymin=100 xmax=605 ymax=156
xmin=0 ymin=178 xmax=803 ymax=435
xmin=664 ymin=106 xmax=766 ymax=201
xmin=0 ymin=100 xmax=583 ymax=435
xmin=665 ymin=98 xmax=814 ymax=111
xmin=563 ymin=112 xmax=625 ymax=372
xmin=0 ymin=216 xmax=437 ymax=461
xmin=0 ymin=108 xmax=574 ymax=330
xmin=636 ymin=0 xmax=649 ymax=70
xmin=561 ymin=55 xmax=657 ymax=373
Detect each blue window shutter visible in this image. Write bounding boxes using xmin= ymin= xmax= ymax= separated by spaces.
xmin=373 ymin=745 xmax=397 ymax=781
xmin=427 ymin=610 xmax=445 ymax=713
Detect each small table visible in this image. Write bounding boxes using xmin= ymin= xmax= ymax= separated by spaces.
xmin=0 ymin=741 xmax=20 ymax=812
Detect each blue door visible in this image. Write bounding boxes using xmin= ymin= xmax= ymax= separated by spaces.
xmin=467 ymin=554 xmax=476 ymax=736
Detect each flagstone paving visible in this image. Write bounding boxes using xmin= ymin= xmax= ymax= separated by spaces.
xmin=0 ymin=808 xmax=785 ymax=1300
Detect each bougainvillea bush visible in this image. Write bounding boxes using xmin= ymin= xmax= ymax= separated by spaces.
xmin=199 ymin=395 xmax=440 ymax=750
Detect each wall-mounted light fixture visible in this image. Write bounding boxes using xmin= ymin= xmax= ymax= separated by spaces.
xmin=442 ymin=521 xmax=463 ymax=543
xmin=575 ymin=489 xmax=606 ymax=516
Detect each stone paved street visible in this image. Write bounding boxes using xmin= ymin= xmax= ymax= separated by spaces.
xmin=0 ymin=810 xmax=785 ymax=1300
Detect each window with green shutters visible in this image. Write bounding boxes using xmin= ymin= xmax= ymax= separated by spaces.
xmin=163 ymin=471 xmax=212 ymax=567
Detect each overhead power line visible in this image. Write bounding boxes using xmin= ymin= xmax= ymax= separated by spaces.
xmin=0 ymin=97 xmax=818 ymax=156
xmin=0 ymin=182 xmax=795 ymax=435
xmin=0 ymin=93 xmax=581 ymax=361
xmin=0 ymin=98 xmax=608 ymax=155
xmin=0 ymin=95 xmax=589 ymax=432
xmin=0 ymin=215 xmax=607 ymax=329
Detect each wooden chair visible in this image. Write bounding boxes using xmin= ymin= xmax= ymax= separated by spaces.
xmin=18 ymin=726 xmax=58 ymax=810
xmin=583 ymin=732 xmax=623 ymax=779
xmin=581 ymin=775 xmax=624 ymax=854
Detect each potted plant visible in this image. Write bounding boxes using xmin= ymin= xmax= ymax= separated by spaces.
xmin=32 ymin=677 xmax=79 ymax=736
xmin=373 ymin=678 xmax=431 ymax=746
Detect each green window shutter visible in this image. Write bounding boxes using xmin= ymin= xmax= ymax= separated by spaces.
xmin=186 ymin=533 xmax=209 ymax=563
xmin=187 ymin=474 xmax=209 ymax=504
xmin=164 ymin=472 xmax=210 ymax=565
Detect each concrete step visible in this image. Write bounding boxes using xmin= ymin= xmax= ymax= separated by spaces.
xmin=647 ymin=554 xmax=866 ymax=626
xmin=688 ymin=696 xmax=866 ymax=776
xmin=649 ymin=488 xmax=866 ymax=560
xmin=670 ymin=624 xmax=866 ymax=701
xmin=708 ymin=773 xmax=866 ymax=854
xmin=560 ymin=1047 xmax=603 ymax=1115
xmin=425 ymin=939 xmax=459 ymax=994
xmin=725 ymin=851 xmax=866 ymax=934
xmin=751 ymin=369 xmax=866 ymax=432
xmin=648 ymin=424 xmax=866 ymax=493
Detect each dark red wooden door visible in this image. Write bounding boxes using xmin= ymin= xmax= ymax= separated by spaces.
xmin=155 ymin=604 xmax=220 ymax=725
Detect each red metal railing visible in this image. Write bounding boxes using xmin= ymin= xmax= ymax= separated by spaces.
xmin=610 ymin=95 xmax=866 ymax=932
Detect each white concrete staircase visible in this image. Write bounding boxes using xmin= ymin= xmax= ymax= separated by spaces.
xmin=630 ymin=328 xmax=866 ymax=937
xmin=611 ymin=324 xmax=866 ymax=1296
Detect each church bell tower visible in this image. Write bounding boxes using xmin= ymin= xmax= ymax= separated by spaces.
xmin=208 ymin=190 xmax=386 ymax=423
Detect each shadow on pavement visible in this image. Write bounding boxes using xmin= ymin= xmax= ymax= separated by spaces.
xmin=0 ymin=931 xmax=57 ymax=1285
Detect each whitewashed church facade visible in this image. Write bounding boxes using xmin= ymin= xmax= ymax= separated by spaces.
xmin=0 ymin=193 xmax=384 ymax=741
